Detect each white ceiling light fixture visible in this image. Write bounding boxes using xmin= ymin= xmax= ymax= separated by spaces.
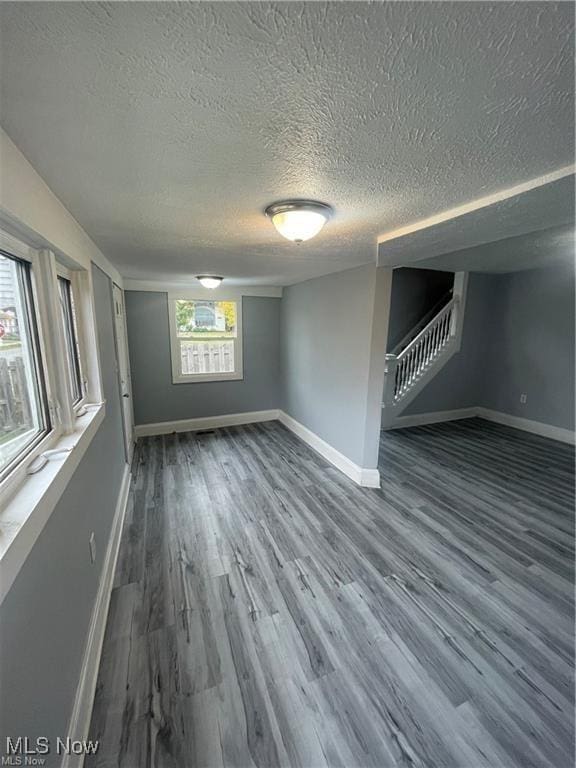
xmin=265 ymin=200 xmax=333 ymax=243
xmin=196 ymin=275 xmax=223 ymax=289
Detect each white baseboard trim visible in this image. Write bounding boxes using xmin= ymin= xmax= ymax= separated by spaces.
xmin=135 ymin=409 xmax=280 ymax=438
xmin=476 ymin=408 xmax=576 ymax=445
xmin=62 ymin=464 xmax=131 ymax=768
xmin=137 ymin=409 xmax=379 ymax=488
xmin=278 ymin=411 xmax=380 ymax=488
xmin=383 ymin=407 xmax=478 ymax=431
xmin=382 ymin=404 xmax=575 ymax=445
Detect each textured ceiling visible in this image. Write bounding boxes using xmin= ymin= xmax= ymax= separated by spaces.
xmin=0 ymin=1 xmax=574 ymax=285
xmin=378 ymin=173 xmax=575 ymax=268
xmin=412 ymin=224 xmax=575 ymax=274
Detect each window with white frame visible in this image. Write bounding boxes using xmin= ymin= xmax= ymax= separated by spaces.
xmin=169 ymin=296 xmax=243 ymax=383
xmin=0 ymin=227 xmax=104 ymax=505
xmin=0 ymin=251 xmax=51 ymax=480
xmin=57 ymin=275 xmax=84 ymax=405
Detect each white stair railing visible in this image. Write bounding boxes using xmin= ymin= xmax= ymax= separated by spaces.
xmin=390 ymin=288 xmax=453 ymax=356
xmin=384 ymin=296 xmax=459 ymax=406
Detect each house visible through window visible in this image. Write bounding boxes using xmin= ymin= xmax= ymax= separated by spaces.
xmin=0 ymin=251 xmax=50 ymax=479
xmin=57 ymin=276 xmax=83 ymax=404
xmin=170 ymin=298 xmax=243 ymax=383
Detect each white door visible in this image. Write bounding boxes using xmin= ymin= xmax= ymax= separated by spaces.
xmin=112 ymin=283 xmax=134 ymax=463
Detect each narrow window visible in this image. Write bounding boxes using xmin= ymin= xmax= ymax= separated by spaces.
xmin=57 ymin=276 xmax=83 ymax=405
xmin=0 ymin=251 xmax=50 ymax=479
xmin=170 ymin=298 xmax=243 ymax=383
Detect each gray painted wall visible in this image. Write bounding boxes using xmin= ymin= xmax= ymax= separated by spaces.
xmin=362 ymin=266 xmax=394 ymax=467
xmin=125 ymin=292 xmax=281 ymax=425
xmin=0 ymin=265 xmax=126 ymax=747
xmin=480 ymin=263 xmax=575 ymax=430
xmin=405 ymin=263 xmax=575 ymax=431
xmin=387 ymin=267 xmax=454 ymax=350
xmin=281 ymin=264 xmax=390 ymax=468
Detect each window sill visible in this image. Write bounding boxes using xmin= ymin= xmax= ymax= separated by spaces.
xmin=0 ymin=403 xmax=106 ymax=605
xmin=172 ymin=372 xmax=244 ymax=384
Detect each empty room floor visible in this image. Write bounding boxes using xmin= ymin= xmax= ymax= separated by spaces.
xmin=87 ymin=418 xmax=575 ymax=768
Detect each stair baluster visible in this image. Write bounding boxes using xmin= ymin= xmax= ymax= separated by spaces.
xmin=384 ymin=297 xmax=459 ymax=407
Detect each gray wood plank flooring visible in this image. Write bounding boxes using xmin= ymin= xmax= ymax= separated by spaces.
xmin=87 ymin=417 xmax=575 ymax=768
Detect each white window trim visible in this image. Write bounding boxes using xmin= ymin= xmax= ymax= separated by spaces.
xmin=0 ymin=241 xmax=101 ymax=500
xmin=168 ymin=293 xmax=244 ymax=384
xmin=33 ymin=249 xmax=77 ymax=431
xmin=0 ymin=245 xmax=62 ymax=489
xmin=0 ymin=227 xmax=109 ymax=605
xmin=55 ymin=264 xmax=91 ymax=413
xmin=55 ymin=261 xmax=72 ymax=280
xmin=0 ymin=228 xmax=35 ymax=262
xmin=73 ymin=268 xmax=104 ymax=406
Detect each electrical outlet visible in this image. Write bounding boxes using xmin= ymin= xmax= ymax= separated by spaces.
xmin=520 ymin=393 xmax=527 ymax=404
xmin=89 ymin=532 xmax=96 ymax=564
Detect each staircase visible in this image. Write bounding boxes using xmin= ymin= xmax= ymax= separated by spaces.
xmin=382 ymin=273 xmax=468 ymax=427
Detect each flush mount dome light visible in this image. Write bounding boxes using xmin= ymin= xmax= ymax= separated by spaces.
xmin=196 ymin=275 xmax=223 ymax=289
xmin=265 ymin=200 xmax=333 ymax=243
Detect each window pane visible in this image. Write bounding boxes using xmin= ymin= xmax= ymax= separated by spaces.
xmin=0 ymin=252 xmax=50 ymax=477
xmin=58 ymin=276 xmax=83 ymax=404
xmin=176 ymin=300 xmax=237 ymax=338
xmin=175 ymin=300 xmax=238 ymax=377
xmin=180 ymin=340 xmax=235 ymax=375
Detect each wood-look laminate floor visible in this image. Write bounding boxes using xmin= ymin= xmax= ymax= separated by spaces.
xmin=87 ymin=418 xmax=575 ymax=768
